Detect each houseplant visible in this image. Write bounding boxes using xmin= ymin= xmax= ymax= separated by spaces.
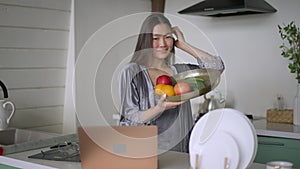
xmin=278 ymin=21 xmax=300 ymax=125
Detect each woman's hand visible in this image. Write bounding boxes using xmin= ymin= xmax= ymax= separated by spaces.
xmin=142 ymin=94 xmax=185 ymax=123
xmin=172 ymin=26 xmax=186 ymax=49
xmin=172 ymin=26 xmax=212 ymax=59
xmin=156 ymin=94 xmax=185 ymax=112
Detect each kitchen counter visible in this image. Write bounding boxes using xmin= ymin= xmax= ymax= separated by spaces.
xmin=5 ymin=148 xmax=267 ymax=169
xmin=253 ymin=118 xmax=300 ymax=139
xmin=3 ymin=118 xmax=300 ymax=169
xmin=252 ymin=118 xmax=300 ymax=168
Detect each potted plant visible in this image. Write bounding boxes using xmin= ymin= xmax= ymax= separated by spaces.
xmin=278 ymin=21 xmax=300 ymax=125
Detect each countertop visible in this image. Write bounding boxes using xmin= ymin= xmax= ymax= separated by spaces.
xmin=253 ymin=118 xmax=300 ymax=139
xmin=3 ymin=118 xmax=300 ymax=168
xmin=5 ymin=148 xmax=267 ymax=169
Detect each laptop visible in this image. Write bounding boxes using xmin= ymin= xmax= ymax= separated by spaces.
xmin=78 ymin=126 xmax=158 ymax=169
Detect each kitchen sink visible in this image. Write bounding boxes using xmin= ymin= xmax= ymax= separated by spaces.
xmin=0 ymin=128 xmax=78 ymax=155
xmin=0 ymin=128 xmax=58 ymax=146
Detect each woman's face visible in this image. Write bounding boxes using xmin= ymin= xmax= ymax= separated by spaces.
xmin=152 ymin=23 xmax=174 ymax=60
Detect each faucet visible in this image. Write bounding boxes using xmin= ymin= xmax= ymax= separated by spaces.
xmin=0 ymin=80 xmax=8 ymax=98
xmin=0 ymin=80 xmax=14 ymax=130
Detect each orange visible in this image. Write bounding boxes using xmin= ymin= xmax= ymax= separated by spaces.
xmin=162 ymin=85 xmax=175 ymax=96
xmin=155 ymin=84 xmax=175 ymax=97
xmin=155 ymin=84 xmax=165 ymax=96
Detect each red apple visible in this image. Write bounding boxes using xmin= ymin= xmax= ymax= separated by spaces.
xmin=174 ymin=82 xmax=191 ymax=95
xmin=156 ymin=75 xmax=172 ymax=85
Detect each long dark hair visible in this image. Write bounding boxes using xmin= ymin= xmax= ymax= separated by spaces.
xmin=130 ymin=13 xmax=175 ymax=66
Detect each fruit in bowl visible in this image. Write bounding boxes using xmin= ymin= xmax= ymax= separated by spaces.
xmin=155 ymin=75 xmax=175 ymax=97
xmin=174 ymin=82 xmax=192 ymax=96
xmin=163 ymin=69 xmax=221 ymax=102
xmin=155 ymin=84 xmax=175 ymax=97
xmin=156 ymin=75 xmax=172 ymax=85
xmin=155 ymin=75 xmax=194 ymax=97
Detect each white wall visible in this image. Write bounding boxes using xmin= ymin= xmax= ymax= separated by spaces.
xmin=165 ymin=0 xmax=300 ymax=116
xmin=73 ymin=0 xmax=300 ymax=128
xmin=74 ymin=0 xmax=151 ymax=126
xmin=0 ymin=0 xmax=71 ymax=133
xmin=2 ymin=0 xmax=296 ymax=132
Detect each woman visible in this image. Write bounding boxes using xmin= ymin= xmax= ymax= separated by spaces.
xmin=118 ymin=13 xmax=224 ymax=152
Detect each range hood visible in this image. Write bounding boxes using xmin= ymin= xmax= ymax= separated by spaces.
xmin=178 ymin=0 xmax=277 ymax=17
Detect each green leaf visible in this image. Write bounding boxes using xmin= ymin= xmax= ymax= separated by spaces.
xmin=180 ymin=77 xmax=206 ymax=91
xmin=278 ymin=21 xmax=300 ymax=79
xmin=279 ymin=44 xmax=285 ymax=48
xmin=289 ymin=63 xmax=296 ymax=73
xmin=282 ymin=52 xmax=289 ymax=58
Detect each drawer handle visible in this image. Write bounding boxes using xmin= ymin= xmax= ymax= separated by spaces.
xmin=258 ymin=141 xmax=284 ymax=146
